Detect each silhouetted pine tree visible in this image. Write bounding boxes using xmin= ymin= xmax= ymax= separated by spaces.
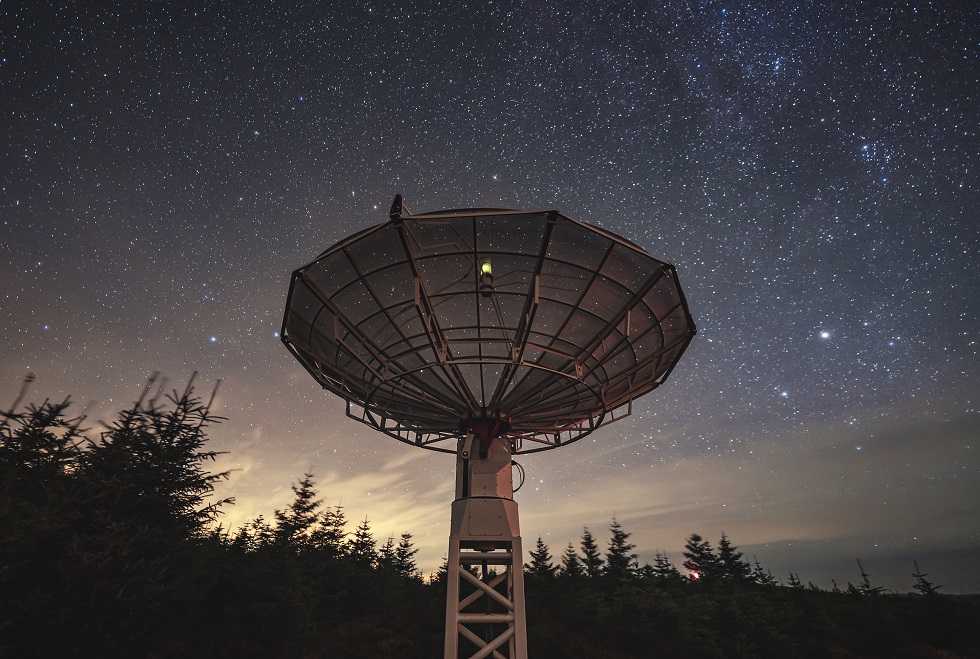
xmin=312 ymin=504 xmax=348 ymax=558
xmin=378 ymin=535 xmax=398 ymax=571
xmin=1 ymin=389 xmax=90 ymax=656
xmin=231 ymin=514 xmax=274 ymax=551
xmin=274 ymin=472 xmax=321 ymax=548
xmin=717 ymin=533 xmax=751 ymax=583
xmin=0 ymin=389 xmax=88 ymax=588
xmin=604 ymin=518 xmax=638 ymax=580
xmin=0 ymin=378 xmax=84 ymax=482
xmin=560 ymin=542 xmax=585 ymax=579
xmin=652 ymin=551 xmax=683 ymax=584
xmin=682 ymin=534 xmax=718 ymax=583
xmin=80 ymin=374 xmax=233 ymax=536
xmin=347 ymin=516 xmax=377 ymax=568
xmin=394 ymin=532 xmax=420 ymax=578
xmin=526 ymin=536 xmax=557 ymax=578
xmin=580 ymin=527 xmax=604 ymax=578
xmin=854 ymin=558 xmax=883 ymax=596
xmin=431 ymin=556 xmax=450 ymax=585
xmin=751 ymin=555 xmax=778 ymax=586
xmin=911 ymin=560 xmax=942 ymax=596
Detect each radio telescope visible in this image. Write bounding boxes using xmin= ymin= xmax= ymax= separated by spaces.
xmin=281 ymin=196 xmax=696 ymax=659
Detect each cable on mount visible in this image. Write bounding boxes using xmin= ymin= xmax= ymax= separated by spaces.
xmin=511 ymin=459 xmax=526 ymax=493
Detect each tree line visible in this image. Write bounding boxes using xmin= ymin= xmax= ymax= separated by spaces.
xmin=2 ymin=377 xmax=977 ymax=658
xmin=525 ymin=526 xmax=944 ymax=598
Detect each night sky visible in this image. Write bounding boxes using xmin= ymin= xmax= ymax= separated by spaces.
xmin=3 ymin=2 xmax=978 ymax=593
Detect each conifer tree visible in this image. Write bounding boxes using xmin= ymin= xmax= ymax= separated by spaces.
xmin=717 ymin=533 xmax=751 ymax=582
xmin=78 ymin=375 xmax=233 ymax=537
xmin=751 ymin=555 xmax=777 ymax=586
xmin=580 ymin=527 xmax=604 ymax=578
xmin=347 ymin=516 xmax=377 ymax=568
xmin=312 ymin=504 xmax=348 ymax=558
xmin=394 ymin=532 xmax=420 ymax=578
xmin=273 ymin=472 xmax=320 ymax=547
xmin=377 ymin=535 xmax=398 ymax=571
xmin=232 ymin=514 xmax=274 ymax=552
xmin=0 ymin=385 xmax=84 ymax=480
xmin=0 ymin=391 xmax=86 ymax=548
xmin=560 ymin=542 xmax=584 ymax=579
xmin=431 ymin=556 xmax=450 ymax=585
xmin=605 ymin=518 xmax=638 ymax=580
xmin=526 ymin=536 xmax=557 ymax=578
xmin=682 ymin=533 xmax=718 ymax=583
xmin=855 ymin=558 xmax=883 ymax=596
xmin=652 ymin=551 xmax=682 ymax=584
xmin=911 ymin=560 xmax=942 ymax=596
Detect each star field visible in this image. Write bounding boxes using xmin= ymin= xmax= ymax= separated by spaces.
xmin=2 ymin=1 xmax=978 ymax=591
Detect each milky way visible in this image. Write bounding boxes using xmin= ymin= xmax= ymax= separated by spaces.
xmin=3 ymin=1 xmax=978 ymax=591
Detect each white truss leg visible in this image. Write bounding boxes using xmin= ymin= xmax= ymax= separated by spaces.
xmin=445 ymin=434 xmax=527 ymax=659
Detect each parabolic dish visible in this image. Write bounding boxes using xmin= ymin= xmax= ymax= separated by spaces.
xmin=282 ymin=201 xmax=696 ymax=454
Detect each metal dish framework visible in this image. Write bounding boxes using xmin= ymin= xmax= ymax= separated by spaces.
xmin=282 ymin=197 xmax=695 ymax=455
xmin=282 ymin=197 xmax=696 ymax=659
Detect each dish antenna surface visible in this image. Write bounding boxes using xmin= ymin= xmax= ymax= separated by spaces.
xmin=282 ymin=196 xmax=696 ymax=658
